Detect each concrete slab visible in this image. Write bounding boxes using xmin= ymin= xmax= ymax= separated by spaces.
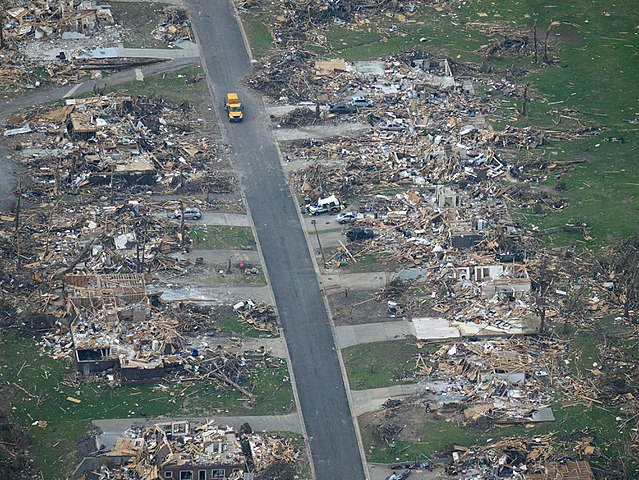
xmin=351 ymin=384 xmax=421 ymax=415
xmin=413 ymin=317 xmax=461 ymax=340
xmin=152 ymin=285 xmax=273 ymax=304
xmin=274 ymin=122 xmax=370 ymax=141
xmin=398 ymin=267 xmax=429 ymax=283
xmin=321 ymin=271 xmax=397 ymax=292
xmin=185 ymin=336 xmax=286 ymax=358
xmin=173 ymin=249 xmax=261 ymax=265
xmin=335 ymin=320 xmax=415 ymax=349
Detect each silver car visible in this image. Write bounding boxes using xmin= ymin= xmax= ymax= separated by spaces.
xmin=336 ymin=211 xmax=357 ymax=224
xmin=170 ymin=207 xmax=202 ymax=220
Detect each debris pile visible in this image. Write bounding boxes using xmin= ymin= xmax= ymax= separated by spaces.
xmin=0 ymin=0 xmax=121 ymax=91
xmin=415 ymin=337 xmax=565 ymax=426
xmin=152 ymin=6 xmax=193 ymax=45
xmin=449 ymin=437 xmax=595 ymax=479
xmin=5 ymin=95 xmax=229 ymax=201
xmin=36 ymin=274 xmax=284 ymax=398
xmin=233 ymin=300 xmax=279 ymax=334
xmin=3 ymin=0 xmax=114 ymax=43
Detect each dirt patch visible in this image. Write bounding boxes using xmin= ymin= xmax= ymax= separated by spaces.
xmin=328 ymin=289 xmax=400 ymax=326
xmin=549 ymin=24 xmax=582 ymax=46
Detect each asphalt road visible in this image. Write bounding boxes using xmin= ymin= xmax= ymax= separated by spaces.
xmin=186 ymin=1 xmax=367 ymax=478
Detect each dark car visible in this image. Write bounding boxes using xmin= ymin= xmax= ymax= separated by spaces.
xmin=329 ymin=104 xmax=357 ymax=114
xmin=346 ymin=227 xmax=375 ymax=242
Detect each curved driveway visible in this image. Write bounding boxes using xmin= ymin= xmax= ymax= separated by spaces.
xmin=186 ymin=0 xmax=367 ymax=478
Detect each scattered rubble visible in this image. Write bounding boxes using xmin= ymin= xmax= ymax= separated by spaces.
xmin=72 ymin=420 xmax=299 ymax=479
xmin=151 ymin=7 xmax=193 ymax=46
xmin=233 ymin=300 xmax=279 ymax=334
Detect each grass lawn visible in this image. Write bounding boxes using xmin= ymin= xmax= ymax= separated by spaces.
xmin=0 ymin=333 xmax=293 ymax=479
xmin=343 ymin=340 xmax=430 ymax=390
xmin=361 ymin=401 xmax=635 ymax=474
xmin=239 ymin=8 xmax=274 ymax=59
xmin=105 ymin=65 xmax=211 ymax=110
xmin=187 ymin=225 xmax=256 ymax=250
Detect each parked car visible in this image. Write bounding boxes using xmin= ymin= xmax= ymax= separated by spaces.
xmin=351 ymin=96 xmax=374 ymax=107
xmin=308 ymin=194 xmax=342 ymax=215
xmin=336 ymin=211 xmax=357 ymax=224
xmin=346 ymin=227 xmax=375 ymax=242
xmin=380 ymin=120 xmax=405 ymax=131
xmin=329 ymin=104 xmax=356 ymax=114
xmin=169 ymin=207 xmax=202 ymax=220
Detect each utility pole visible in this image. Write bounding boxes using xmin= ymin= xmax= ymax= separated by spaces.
xmin=311 ymin=219 xmax=326 ymax=265
xmin=0 ymin=9 xmax=5 ymax=49
xmin=520 ymin=84 xmax=528 ymax=116
xmin=532 ymin=19 xmax=538 ymax=65
xmin=14 ymin=179 xmax=22 ymax=268
xmin=179 ymin=200 xmax=185 ymax=248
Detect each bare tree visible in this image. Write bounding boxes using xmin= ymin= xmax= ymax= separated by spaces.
xmin=531 ymin=256 xmax=557 ymax=333
xmin=608 ymin=236 xmax=639 ymax=321
xmin=560 ymin=286 xmax=588 ymax=334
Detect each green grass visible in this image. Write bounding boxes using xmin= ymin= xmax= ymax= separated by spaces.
xmin=0 ymin=333 xmax=293 ymax=479
xmin=343 ymin=340 xmax=431 ymax=390
xmin=105 ymin=65 xmax=211 ymax=109
xmin=215 ymin=313 xmax=279 ymax=338
xmin=362 ymin=401 xmax=635 ymax=473
xmin=187 ymin=225 xmax=257 ymax=250
xmin=240 ymin=8 xmax=274 ymax=58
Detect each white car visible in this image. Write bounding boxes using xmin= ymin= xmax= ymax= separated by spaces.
xmin=351 ymin=96 xmax=374 ymax=108
xmin=336 ymin=211 xmax=357 ymax=224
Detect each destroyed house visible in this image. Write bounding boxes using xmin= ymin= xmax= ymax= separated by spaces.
xmin=4 ymin=0 xmax=113 ymax=41
xmin=480 ymin=264 xmax=530 ymax=298
xmin=453 ymin=263 xmax=531 ymax=298
xmin=72 ymin=422 xmax=248 ymax=480
xmin=526 ymin=461 xmax=594 ymax=480
xmin=67 ymin=112 xmax=98 ymax=139
xmin=66 ymin=274 xmax=183 ymax=379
